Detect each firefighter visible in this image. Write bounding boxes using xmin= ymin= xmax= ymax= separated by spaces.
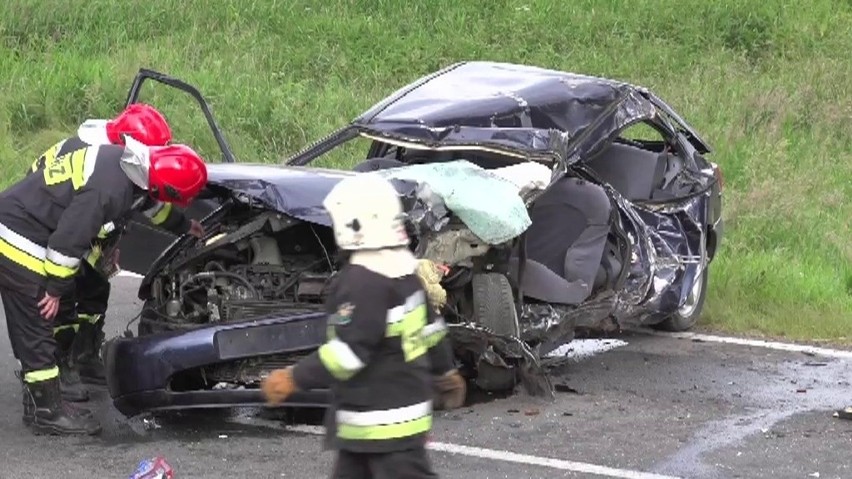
xmin=261 ymin=174 xmax=467 ymax=479
xmin=0 ymin=135 xmax=207 ymax=436
xmin=29 ymin=104 xmax=205 ymax=402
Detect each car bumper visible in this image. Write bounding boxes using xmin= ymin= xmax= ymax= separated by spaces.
xmin=104 ymin=311 xmax=330 ymax=417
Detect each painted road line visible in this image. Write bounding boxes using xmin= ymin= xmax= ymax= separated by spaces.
xmin=546 ymin=338 xmax=629 ymax=360
xmin=651 ymin=331 xmax=852 ymax=359
xmin=285 ymin=424 xmax=683 ymax=479
xmin=117 ymin=270 xmax=145 ymax=279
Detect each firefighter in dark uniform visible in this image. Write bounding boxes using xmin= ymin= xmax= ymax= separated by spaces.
xmin=0 ymin=134 xmax=208 ymax=436
xmin=28 ymin=104 xmax=205 ymax=403
xmin=261 ymin=174 xmax=467 ymax=479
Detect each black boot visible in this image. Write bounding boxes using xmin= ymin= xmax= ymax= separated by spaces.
xmin=72 ymin=318 xmax=107 ymax=385
xmin=55 ymin=327 xmax=90 ymax=402
xmin=21 ymin=377 xmax=101 ymax=436
xmin=17 ymin=370 xmax=93 ymax=420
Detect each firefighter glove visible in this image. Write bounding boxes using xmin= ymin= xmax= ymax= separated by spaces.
xmin=434 ymin=368 xmax=466 ymax=410
xmin=261 ymin=367 xmax=297 ymax=405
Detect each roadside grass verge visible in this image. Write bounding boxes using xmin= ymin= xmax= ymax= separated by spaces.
xmin=1 ymin=0 xmax=849 ymax=342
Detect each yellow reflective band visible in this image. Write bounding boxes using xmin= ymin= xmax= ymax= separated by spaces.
xmin=78 ymin=313 xmax=103 ymax=324
xmin=422 ymin=320 xmax=448 ymax=348
xmin=69 ymin=148 xmax=87 ymax=189
xmin=386 ymin=304 xmax=428 ymax=362
xmin=97 ymin=222 xmax=115 ymax=239
xmin=54 ymin=324 xmax=80 ymax=334
xmin=0 ymin=237 xmax=46 ymax=276
xmin=150 ymin=203 xmax=172 ymax=225
xmin=337 ymin=415 xmax=432 ymax=441
xmin=86 ymin=245 xmax=102 ymax=267
xmin=24 ymin=366 xmax=59 ymax=383
xmin=44 ymin=259 xmax=78 ymax=278
xmin=318 ymin=339 xmax=366 ymax=380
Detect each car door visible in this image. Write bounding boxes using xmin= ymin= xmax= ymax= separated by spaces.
xmin=114 ymin=68 xmax=239 ymax=275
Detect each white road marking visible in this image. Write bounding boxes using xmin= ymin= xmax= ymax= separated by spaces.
xmin=651 ymin=331 xmax=852 ymax=359
xmin=117 ymin=270 xmax=144 ymax=279
xmin=284 ymin=424 xmax=683 ymax=479
xmin=546 ymin=338 xmax=629 ymax=360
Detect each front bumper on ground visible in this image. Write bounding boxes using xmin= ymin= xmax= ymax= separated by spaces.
xmin=104 ymin=311 xmax=330 ymax=417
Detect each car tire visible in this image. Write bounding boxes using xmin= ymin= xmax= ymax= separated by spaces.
xmin=470 ymin=273 xmax=520 ymax=392
xmin=654 ymin=267 xmax=709 ymax=332
xmin=471 ymin=273 xmax=520 ymax=337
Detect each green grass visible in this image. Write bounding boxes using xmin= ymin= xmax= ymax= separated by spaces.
xmin=1 ymin=0 xmax=850 ymax=342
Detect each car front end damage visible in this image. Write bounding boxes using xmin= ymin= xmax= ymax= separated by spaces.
xmin=105 ymin=61 xmax=724 ymax=416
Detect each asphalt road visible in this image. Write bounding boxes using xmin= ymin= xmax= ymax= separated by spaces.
xmin=1 ymin=277 xmax=850 ymax=479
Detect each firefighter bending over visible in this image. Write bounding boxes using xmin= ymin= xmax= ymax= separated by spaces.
xmin=27 ymin=104 xmax=205 ymax=403
xmin=0 ymin=135 xmax=207 ymax=436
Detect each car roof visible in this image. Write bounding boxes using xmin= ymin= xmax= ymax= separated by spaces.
xmin=352 ymin=61 xmax=636 ymax=161
xmin=350 ymin=61 xmax=710 ymax=162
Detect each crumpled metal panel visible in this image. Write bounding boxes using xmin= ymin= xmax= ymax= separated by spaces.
xmin=354 ymin=61 xmax=662 ymax=165
xmin=447 ymin=324 xmax=554 ymax=399
xmin=610 ymin=191 xmax=710 ymax=325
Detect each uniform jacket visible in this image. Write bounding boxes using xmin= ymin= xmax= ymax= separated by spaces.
xmin=0 ymin=139 xmax=186 ymax=297
xmin=292 ymin=255 xmax=455 ymax=453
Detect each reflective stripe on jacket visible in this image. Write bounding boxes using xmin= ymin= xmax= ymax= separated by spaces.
xmin=0 ymin=140 xmax=138 ymax=296
xmin=292 ymin=263 xmax=455 ymax=453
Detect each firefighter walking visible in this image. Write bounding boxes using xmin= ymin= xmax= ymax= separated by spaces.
xmin=30 ymin=104 xmax=205 ymax=403
xmin=261 ymin=174 xmax=467 ymax=479
xmin=0 ymin=133 xmax=207 ymax=436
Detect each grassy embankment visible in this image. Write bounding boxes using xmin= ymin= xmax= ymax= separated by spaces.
xmin=1 ymin=0 xmax=849 ymax=342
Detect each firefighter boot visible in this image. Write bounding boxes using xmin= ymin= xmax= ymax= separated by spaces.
xmin=54 ymin=327 xmax=90 ymax=402
xmin=21 ymin=377 xmax=101 ymax=436
xmin=17 ymin=370 xmax=93 ymax=419
xmin=72 ymin=317 xmax=107 ymax=385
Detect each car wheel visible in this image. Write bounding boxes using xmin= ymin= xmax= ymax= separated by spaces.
xmin=471 ymin=273 xmax=520 ymax=337
xmin=655 ymin=267 xmax=709 ymax=332
xmin=470 ymin=273 xmax=520 ymax=392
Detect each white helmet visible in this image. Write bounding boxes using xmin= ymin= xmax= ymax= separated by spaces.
xmin=322 ymin=174 xmax=410 ymax=251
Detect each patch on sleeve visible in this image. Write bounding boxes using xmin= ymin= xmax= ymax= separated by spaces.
xmin=328 ymin=302 xmax=355 ymax=326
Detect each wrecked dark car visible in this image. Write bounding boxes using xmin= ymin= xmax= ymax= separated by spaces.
xmin=104 ymin=62 xmax=724 ymax=417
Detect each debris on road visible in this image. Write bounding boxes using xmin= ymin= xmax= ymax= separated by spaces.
xmin=128 ymin=457 xmax=173 ymax=479
xmin=554 ymin=383 xmax=581 ymax=394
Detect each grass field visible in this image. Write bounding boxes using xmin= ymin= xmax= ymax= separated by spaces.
xmin=1 ymin=0 xmax=850 ymax=342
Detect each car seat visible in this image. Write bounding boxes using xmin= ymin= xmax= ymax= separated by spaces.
xmin=520 ymin=176 xmax=613 ymax=304
xmin=585 ymin=142 xmax=667 ymax=201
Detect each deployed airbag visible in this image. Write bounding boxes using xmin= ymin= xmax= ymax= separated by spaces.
xmin=370 ymin=160 xmax=532 ymax=244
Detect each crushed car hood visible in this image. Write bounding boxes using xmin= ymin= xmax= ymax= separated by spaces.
xmin=203 ymin=163 xmax=358 ymax=226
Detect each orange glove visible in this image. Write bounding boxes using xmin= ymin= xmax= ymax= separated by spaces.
xmin=434 ymin=369 xmax=466 ymax=410
xmin=261 ymin=367 xmax=297 ymax=405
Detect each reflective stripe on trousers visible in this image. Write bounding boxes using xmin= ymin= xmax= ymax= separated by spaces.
xmin=336 ymin=400 xmax=433 ymax=440
xmin=24 ymin=366 xmax=59 ymax=383
xmin=0 ymin=221 xmax=80 ymax=277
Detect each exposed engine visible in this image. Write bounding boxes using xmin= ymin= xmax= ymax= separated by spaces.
xmin=144 ymin=210 xmax=338 ymax=331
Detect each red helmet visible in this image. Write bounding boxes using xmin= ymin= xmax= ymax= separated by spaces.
xmin=147 ymin=144 xmax=208 ymax=207
xmin=106 ymin=103 xmax=172 ymax=146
